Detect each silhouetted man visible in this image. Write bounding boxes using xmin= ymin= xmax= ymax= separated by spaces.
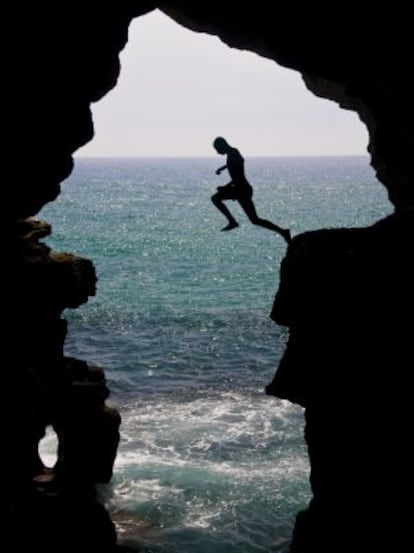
xmin=211 ymin=137 xmax=291 ymax=243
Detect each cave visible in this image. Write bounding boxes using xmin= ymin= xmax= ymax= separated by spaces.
xmin=7 ymin=2 xmax=413 ymax=552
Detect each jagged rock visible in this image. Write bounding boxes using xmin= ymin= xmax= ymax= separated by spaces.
xmin=6 ymin=216 xmax=119 ymax=549
xmin=267 ymin=211 xmax=414 ymax=551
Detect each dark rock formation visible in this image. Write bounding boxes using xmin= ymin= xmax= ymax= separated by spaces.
xmin=266 ymin=211 xmax=414 ymax=551
xmin=7 ymin=1 xmax=156 ymax=221
xmin=5 ymin=0 xmax=413 ymax=550
xmin=7 ymin=2 xmax=154 ymax=549
xmin=6 ymin=217 xmax=121 ymax=550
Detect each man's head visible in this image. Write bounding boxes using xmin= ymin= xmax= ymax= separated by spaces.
xmin=213 ymin=136 xmax=229 ymax=154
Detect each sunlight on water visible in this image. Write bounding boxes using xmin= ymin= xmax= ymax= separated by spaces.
xmin=102 ymin=392 xmax=310 ymax=552
xmin=39 ymin=157 xmax=392 ymax=553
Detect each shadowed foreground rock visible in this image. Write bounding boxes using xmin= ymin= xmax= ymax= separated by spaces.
xmin=266 ymin=210 xmax=414 ymax=552
xmin=5 ymin=218 xmax=121 ymax=551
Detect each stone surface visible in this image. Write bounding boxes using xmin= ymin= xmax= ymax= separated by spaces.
xmin=267 ymin=211 xmax=414 ymax=551
xmin=6 ymin=217 xmax=121 ymax=549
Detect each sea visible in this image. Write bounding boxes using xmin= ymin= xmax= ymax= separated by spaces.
xmin=39 ymin=156 xmax=392 ymax=552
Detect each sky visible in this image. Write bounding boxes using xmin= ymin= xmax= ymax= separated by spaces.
xmin=76 ymin=9 xmax=369 ymax=158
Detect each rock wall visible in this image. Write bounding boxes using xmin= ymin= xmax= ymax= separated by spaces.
xmin=7 ymin=217 xmax=121 ymax=551
xmin=5 ymin=1 xmax=413 ymax=550
xmin=266 ymin=212 xmax=413 ymax=551
xmin=6 ymin=3 xmax=153 ymax=550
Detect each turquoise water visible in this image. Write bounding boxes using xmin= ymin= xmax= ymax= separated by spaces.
xmin=39 ymin=156 xmax=392 ymax=552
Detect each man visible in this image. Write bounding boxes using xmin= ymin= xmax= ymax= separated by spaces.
xmin=211 ymin=137 xmax=291 ymax=243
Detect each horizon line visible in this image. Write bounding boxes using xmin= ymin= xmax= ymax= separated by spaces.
xmin=74 ymin=153 xmax=370 ymax=159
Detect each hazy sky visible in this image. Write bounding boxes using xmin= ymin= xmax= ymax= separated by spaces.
xmin=77 ymin=10 xmax=369 ymax=158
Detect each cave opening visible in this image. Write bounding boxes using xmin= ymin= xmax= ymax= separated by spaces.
xmin=37 ymin=9 xmax=395 ymax=553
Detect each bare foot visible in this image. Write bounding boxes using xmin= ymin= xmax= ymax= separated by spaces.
xmin=221 ymin=221 xmax=239 ymax=231
xmin=281 ymin=228 xmax=292 ymax=244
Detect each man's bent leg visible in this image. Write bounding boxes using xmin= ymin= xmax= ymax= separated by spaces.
xmin=211 ymin=193 xmax=239 ymax=230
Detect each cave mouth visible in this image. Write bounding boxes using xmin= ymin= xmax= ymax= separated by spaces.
xmin=9 ymin=4 xmax=412 ymax=553
xmin=32 ymin=10 xmax=395 ymax=553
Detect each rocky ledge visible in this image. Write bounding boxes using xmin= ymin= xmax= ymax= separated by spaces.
xmin=266 ymin=210 xmax=414 ymax=552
